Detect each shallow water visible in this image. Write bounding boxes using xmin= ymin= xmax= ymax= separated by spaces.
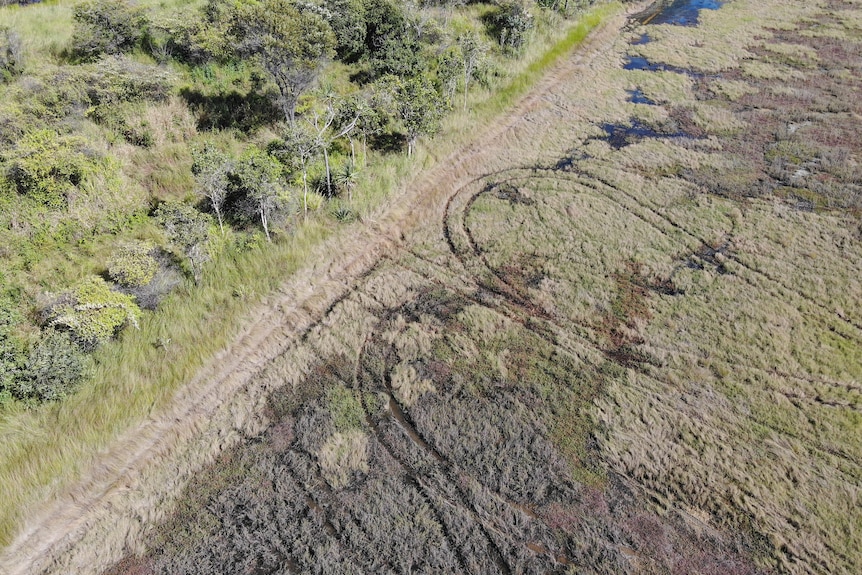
xmin=623 ymin=56 xmax=698 ymax=76
xmin=650 ymin=0 xmax=723 ymax=26
xmin=631 ymin=32 xmax=652 ymax=45
xmin=636 ymin=0 xmax=724 ymax=27
xmin=599 ymin=119 xmax=689 ymax=149
xmin=626 ymin=88 xmax=656 ymax=105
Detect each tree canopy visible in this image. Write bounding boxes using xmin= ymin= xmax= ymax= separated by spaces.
xmin=226 ymin=0 xmax=336 ymax=123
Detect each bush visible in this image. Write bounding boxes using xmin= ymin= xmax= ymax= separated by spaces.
xmin=76 ymin=56 xmax=175 ymax=106
xmin=45 ymin=276 xmax=141 ymax=350
xmin=488 ymin=0 xmax=534 ymax=53
xmin=11 ymin=330 xmax=88 ymax=402
xmin=155 ymin=201 xmax=213 ymax=282
xmin=108 ymin=240 xmax=159 ymax=287
xmin=4 ymin=129 xmax=95 ymax=209
xmin=71 ymin=0 xmax=149 ymax=62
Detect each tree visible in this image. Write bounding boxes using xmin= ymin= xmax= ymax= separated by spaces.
xmin=227 ymin=0 xmax=335 ymax=123
xmin=489 ymin=0 xmax=534 ymax=53
xmin=272 ymin=123 xmax=319 ymax=218
xmin=346 ymin=93 xmax=384 ymax=166
xmin=192 ymin=144 xmax=233 ymax=234
xmin=234 ymin=147 xmax=285 ymax=241
xmin=363 ymin=0 xmax=424 ymax=79
xmin=384 ymin=75 xmax=444 ymax=157
xmin=71 ymin=0 xmax=149 ymax=62
xmin=305 ymin=89 xmax=360 ymax=195
xmin=459 ymin=32 xmax=486 ymax=111
xmin=155 ymin=201 xmax=212 ymax=283
xmin=45 ymin=276 xmax=141 ymax=351
xmin=437 ymin=45 xmax=461 ymax=107
xmin=322 ymin=0 xmax=367 ymax=62
xmin=0 ymin=26 xmax=23 ymax=82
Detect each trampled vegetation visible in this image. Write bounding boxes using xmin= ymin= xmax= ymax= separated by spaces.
xmin=81 ymin=0 xmax=860 ymax=574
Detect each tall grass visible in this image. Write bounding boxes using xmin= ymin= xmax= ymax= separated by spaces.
xmin=0 ymin=1 xmax=622 ymax=549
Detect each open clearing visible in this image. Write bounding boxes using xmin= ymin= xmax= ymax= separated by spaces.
xmin=4 ymin=0 xmax=862 ymax=573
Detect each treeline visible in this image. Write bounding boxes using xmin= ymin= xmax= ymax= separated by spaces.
xmin=0 ymin=0 xmax=598 ymax=404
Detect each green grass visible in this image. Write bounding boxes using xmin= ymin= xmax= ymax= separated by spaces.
xmin=0 ymin=0 xmax=207 ymax=63
xmin=0 ymin=1 xmax=623 ymax=550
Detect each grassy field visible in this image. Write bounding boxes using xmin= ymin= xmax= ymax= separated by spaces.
xmin=0 ymin=0 xmax=623 ymax=564
xmin=95 ymin=0 xmax=862 ymax=573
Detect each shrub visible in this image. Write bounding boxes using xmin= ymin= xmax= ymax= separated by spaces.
xmin=108 ymin=240 xmax=159 ymax=287
xmin=488 ymin=0 xmax=534 ymax=53
xmin=12 ymin=330 xmax=88 ymax=402
xmin=4 ymin=130 xmax=94 ymax=209
xmin=71 ymin=0 xmax=149 ymax=62
xmin=155 ymin=201 xmax=213 ymax=282
xmin=45 ymin=276 xmax=141 ymax=350
xmin=325 ymin=384 xmax=365 ymax=432
xmin=76 ymin=56 xmax=175 ymax=105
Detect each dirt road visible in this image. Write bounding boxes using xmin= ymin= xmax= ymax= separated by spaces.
xmin=0 ymin=7 xmax=640 ymax=575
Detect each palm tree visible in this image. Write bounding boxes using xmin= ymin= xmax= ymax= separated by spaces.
xmin=333 ymin=162 xmax=359 ymax=203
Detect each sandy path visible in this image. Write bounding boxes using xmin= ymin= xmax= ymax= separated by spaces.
xmin=0 ymin=7 xmax=640 ymax=575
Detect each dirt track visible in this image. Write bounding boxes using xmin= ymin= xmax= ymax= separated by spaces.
xmin=0 ymin=7 xmax=642 ymax=575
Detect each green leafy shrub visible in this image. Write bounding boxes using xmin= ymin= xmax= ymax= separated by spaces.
xmin=108 ymin=240 xmax=159 ymax=287
xmin=79 ymin=56 xmax=175 ymax=104
xmin=71 ymin=0 xmax=149 ymax=62
xmin=4 ymin=129 xmax=95 ymax=209
xmin=325 ymin=384 xmax=365 ymax=432
xmin=12 ymin=330 xmax=88 ymax=402
xmin=45 ymin=276 xmax=141 ymax=350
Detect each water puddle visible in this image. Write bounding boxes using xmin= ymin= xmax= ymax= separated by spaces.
xmin=623 ymin=56 xmax=701 ymax=76
xmin=634 ymin=0 xmax=724 ymax=27
xmin=626 ymin=88 xmax=656 ymax=105
xmin=631 ymin=33 xmax=652 ymax=45
xmin=596 ymin=119 xmax=691 ymax=149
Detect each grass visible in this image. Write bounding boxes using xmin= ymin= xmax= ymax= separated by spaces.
xmin=0 ymin=0 xmax=206 ymax=63
xmin=0 ymin=1 xmax=624 ymax=552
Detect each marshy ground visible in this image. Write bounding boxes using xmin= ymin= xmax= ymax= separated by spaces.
xmin=22 ymin=0 xmax=862 ymax=573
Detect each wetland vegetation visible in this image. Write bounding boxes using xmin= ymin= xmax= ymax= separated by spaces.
xmin=2 ymin=0 xmax=862 ymax=573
